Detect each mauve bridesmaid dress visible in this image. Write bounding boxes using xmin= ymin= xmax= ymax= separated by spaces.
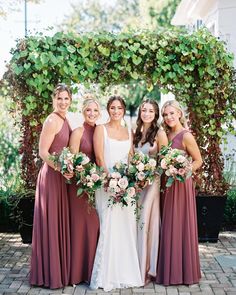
xmin=156 ymin=130 xmax=201 ymax=286
xmin=30 ymin=113 xmax=71 ymax=289
xmin=68 ymin=122 xmax=99 ymax=285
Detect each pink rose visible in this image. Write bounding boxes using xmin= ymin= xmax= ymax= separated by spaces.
xmin=137 ymin=172 xmax=145 ymax=181
xmin=118 ymin=177 xmax=129 ymax=189
xmin=178 ymin=168 xmax=186 ymax=176
xmin=127 ymin=187 xmax=136 ymax=197
xmin=91 ymin=173 xmax=100 ymax=182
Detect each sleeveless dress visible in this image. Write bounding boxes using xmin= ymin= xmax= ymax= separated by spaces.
xmin=135 ymin=142 xmax=160 ymax=284
xmin=90 ymin=125 xmax=143 ymax=291
xmin=156 ymin=130 xmax=201 ymax=286
xmin=68 ymin=122 xmax=99 ymax=285
xmin=30 ymin=113 xmax=71 ymax=289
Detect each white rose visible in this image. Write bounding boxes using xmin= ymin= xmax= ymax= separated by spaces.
xmin=109 ymin=179 xmax=118 ymax=188
xmin=137 ymin=162 xmax=145 ymax=171
xmin=149 ymin=158 xmax=156 ymax=167
xmin=176 ymin=155 xmax=186 ymax=163
xmin=81 ymin=156 xmax=90 ymax=165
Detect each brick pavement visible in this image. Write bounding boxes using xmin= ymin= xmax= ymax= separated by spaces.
xmin=0 ymin=232 xmax=235 ymax=295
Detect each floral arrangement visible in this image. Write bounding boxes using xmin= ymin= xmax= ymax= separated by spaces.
xmin=105 ymin=161 xmax=137 ymax=207
xmin=128 ymin=151 xmax=157 ymax=191
xmin=73 ymin=152 xmax=106 ymax=205
xmin=49 ymin=148 xmax=105 ymax=204
xmin=49 ymin=147 xmax=74 ymax=175
xmin=158 ymin=144 xmax=193 ymax=187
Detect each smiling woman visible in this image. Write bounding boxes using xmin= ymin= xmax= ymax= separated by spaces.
xmin=30 ymin=83 xmax=73 ymax=289
xmin=67 ymin=96 xmax=101 ymax=285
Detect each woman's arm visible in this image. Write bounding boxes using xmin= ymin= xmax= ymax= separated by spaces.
xmin=69 ymin=127 xmax=83 ymax=154
xmin=156 ymin=129 xmax=168 ymax=152
xmin=183 ymin=133 xmax=203 ymax=172
xmin=39 ymin=114 xmax=59 ymax=170
xmin=93 ymin=125 xmax=108 ymax=172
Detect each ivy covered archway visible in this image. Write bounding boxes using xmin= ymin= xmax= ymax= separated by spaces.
xmin=2 ymin=28 xmax=236 ymax=195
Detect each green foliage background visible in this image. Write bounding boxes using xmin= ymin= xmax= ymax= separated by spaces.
xmin=2 ymin=28 xmax=236 ymax=194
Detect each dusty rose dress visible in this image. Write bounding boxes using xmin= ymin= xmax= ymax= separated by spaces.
xmin=156 ymin=130 xmax=201 ymax=286
xmin=68 ymin=122 xmax=99 ymax=285
xmin=30 ymin=113 xmax=71 ymax=289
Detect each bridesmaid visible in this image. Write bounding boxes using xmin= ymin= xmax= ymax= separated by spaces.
xmin=68 ymin=96 xmax=100 ymax=285
xmin=156 ymin=100 xmax=202 ymax=286
xmin=30 ymin=83 xmax=73 ymax=289
xmin=133 ymin=99 xmax=168 ymax=284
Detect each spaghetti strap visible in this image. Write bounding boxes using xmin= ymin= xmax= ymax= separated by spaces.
xmin=53 ymin=112 xmax=66 ymax=121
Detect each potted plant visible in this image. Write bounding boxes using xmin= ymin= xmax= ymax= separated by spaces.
xmin=190 ymin=116 xmax=234 ymax=243
xmin=8 ymin=189 xmax=35 ymax=244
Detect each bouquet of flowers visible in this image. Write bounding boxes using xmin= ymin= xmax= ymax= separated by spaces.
xmin=158 ymin=144 xmax=192 ymax=187
xmin=49 ymin=147 xmax=75 ymax=175
xmin=128 ymin=151 xmax=157 ymax=192
xmin=73 ymin=152 xmax=106 ymax=206
xmin=104 ymin=161 xmax=137 ymax=207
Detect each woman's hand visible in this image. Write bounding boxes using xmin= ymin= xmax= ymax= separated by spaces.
xmin=63 ymin=172 xmax=74 ymax=180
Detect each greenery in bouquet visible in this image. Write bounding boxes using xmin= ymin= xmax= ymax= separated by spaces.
xmin=49 ymin=147 xmax=74 ymax=175
xmin=158 ymin=144 xmax=192 ymax=188
xmin=105 ymin=161 xmax=137 ymax=207
xmin=128 ymin=151 xmax=157 ymax=191
xmin=74 ymin=152 xmax=106 ymax=206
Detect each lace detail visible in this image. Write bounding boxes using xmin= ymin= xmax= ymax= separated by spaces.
xmin=90 ymin=189 xmax=108 ymax=289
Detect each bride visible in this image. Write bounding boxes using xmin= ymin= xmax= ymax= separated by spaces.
xmin=90 ymin=96 xmax=143 ymax=291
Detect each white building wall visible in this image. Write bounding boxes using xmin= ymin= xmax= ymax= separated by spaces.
xmin=172 ymin=0 xmax=236 ymax=67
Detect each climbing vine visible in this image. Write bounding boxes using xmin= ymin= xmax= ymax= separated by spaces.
xmin=2 ymin=28 xmax=236 ymax=195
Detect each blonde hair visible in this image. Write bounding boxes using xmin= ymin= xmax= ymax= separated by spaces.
xmin=161 ymin=100 xmax=189 ymax=131
xmin=82 ymin=94 xmax=101 ymax=117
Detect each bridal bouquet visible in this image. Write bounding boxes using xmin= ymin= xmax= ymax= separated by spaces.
xmin=158 ymin=144 xmax=192 ymax=187
xmin=49 ymin=147 xmax=75 ymax=175
xmin=105 ymin=161 xmax=137 ymax=207
xmin=73 ymin=152 xmax=106 ymax=205
xmin=128 ymin=151 xmax=157 ymax=192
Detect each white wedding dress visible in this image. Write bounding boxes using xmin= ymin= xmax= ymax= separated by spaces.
xmin=90 ymin=125 xmax=143 ymax=291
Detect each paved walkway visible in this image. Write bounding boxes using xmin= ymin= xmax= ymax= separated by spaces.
xmin=0 ymin=232 xmax=236 ymax=295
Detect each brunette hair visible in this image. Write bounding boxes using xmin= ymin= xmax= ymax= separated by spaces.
xmin=52 ymin=83 xmax=72 ymax=100
xmin=106 ymin=95 xmax=126 ymax=115
xmin=161 ymin=100 xmax=188 ymax=132
xmin=133 ymin=99 xmax=160 ymax=147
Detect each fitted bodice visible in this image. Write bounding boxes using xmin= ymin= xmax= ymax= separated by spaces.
xmin=80 ymin=122 xmax=96 ymax=163
xmin=102 ymin=125 xmax=131 ymax=170
xmin=49 ymin=118 xmax=71 ymax=154
xmin=170 ymin=130 xmax=189 ymax=151
xmin=135 ymin=141 xmax=158 ymax=156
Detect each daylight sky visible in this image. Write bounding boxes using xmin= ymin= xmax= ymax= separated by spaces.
xmin=0 ymin=0 xmax=77 ymax=78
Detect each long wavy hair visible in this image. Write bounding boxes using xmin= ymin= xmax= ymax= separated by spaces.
xmin=161 ymin=100 xmax=188 ymax=133
xmin=133 ymin=99 xmax=160 ymax=147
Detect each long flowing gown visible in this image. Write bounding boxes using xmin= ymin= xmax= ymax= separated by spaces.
xmin=68 ymin=122 xmax=99 ymax=285
xmin=135 ymin=142 xmax=160 ymax=284
xmin=156 ymin=130 xmax=201 ymax=286
xmin=30 ymin=113 xmax=71 ymax=289
xmin=90 ymin=125 xmax=143 ymax=292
